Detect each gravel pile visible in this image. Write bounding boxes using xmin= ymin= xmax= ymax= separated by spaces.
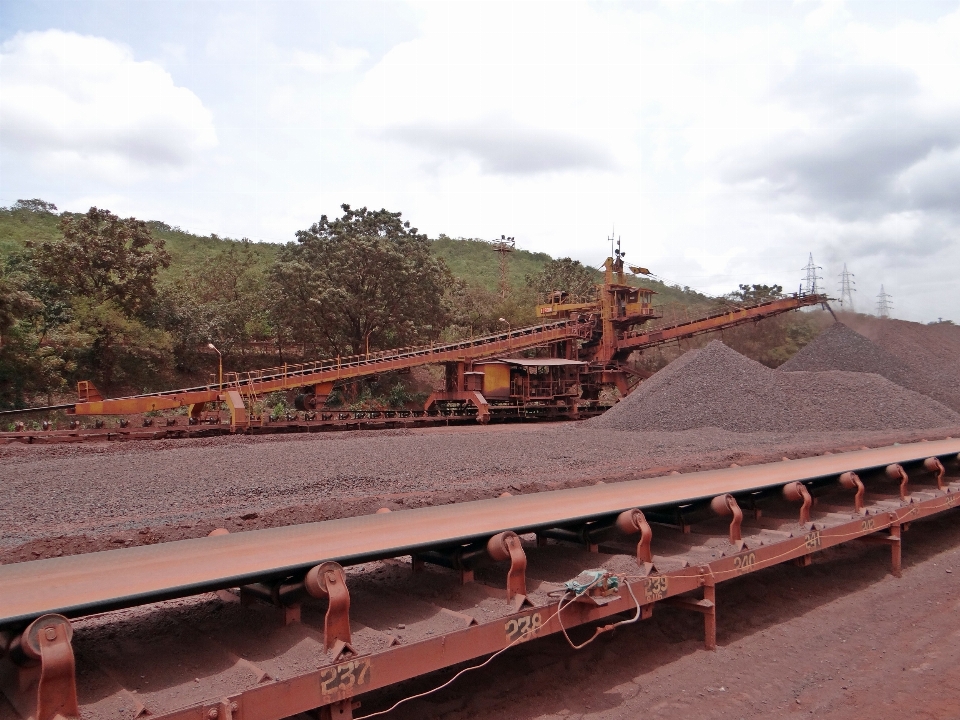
xmin=4 ymin=421 xmax=960 ymax=563
xmin=843 ymin=315 xmax=960 ymax=412
xmin=779 ymin=322 xmax=915 ymax=389
xmin=590 ymin=340 xmax=960 ymax=433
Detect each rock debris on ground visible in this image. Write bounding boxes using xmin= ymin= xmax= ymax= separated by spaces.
xmin=2 ymin=422 xmax=959 ymax=563
xmin=588 ymin=340 xmax=960 ymax=433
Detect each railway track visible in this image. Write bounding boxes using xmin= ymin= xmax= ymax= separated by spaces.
xmin=0 ymin=405 xmax=607 ymax=446
xmin=2 ymin=439 xmax=958 ymax=720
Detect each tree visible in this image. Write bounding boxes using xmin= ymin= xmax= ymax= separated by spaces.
xmin=13 ymin=198 xmax=58 ymax=213
xmin=726 ymin=283 xmax=784 ymax=304
xmin=23 ymin=207 xmax=174 ymax=393
xmin=0 ymin=259 xmax=79 ymax=407
xmin=271 ymin=205 xmax=451 ymax=357
xmin=161 ymin=240 xmax=274 ymax=370
xmin=525 ymin=257 xmax=598 ymax=303
xmin=0 ymin=266 xmax=40 ymax=348
xmin=28 ymin=207 xmax=171 ymax=317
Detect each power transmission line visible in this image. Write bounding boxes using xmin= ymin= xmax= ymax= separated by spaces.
xmin=802 ymin=253 xmax=823 ymax=295
xmin=838 ymin=264 xmax=856 ymax=310
xmin=877 ymin=285 xmax=893 ymax=319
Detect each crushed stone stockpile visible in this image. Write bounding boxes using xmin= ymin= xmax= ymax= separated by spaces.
xmin=779 ymin=322 xmax=916 ymax=388
xmin=843 ymin=315 xmax=960 ymax=413
xmin=4 ymin=423 xmax=959 ymax=563
xmin=589 ymin=340 xmax=960 ymax=433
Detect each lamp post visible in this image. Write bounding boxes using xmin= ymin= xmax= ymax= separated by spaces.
xmin=498 ymin=317 xmax=511 ymax=335
xmin=207 ymin=343 xmax=222 ymax=388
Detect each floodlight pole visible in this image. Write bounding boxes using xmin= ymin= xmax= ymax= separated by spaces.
xmin=208 ymin=343 xmax=223 ymax=389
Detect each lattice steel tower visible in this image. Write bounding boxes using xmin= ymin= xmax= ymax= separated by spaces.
xmin=838 ymin=264 xmax=856 ymax=310
xmin=877 ymin=285 xmax=893 ymax=319
xmin=802 ymin=253 xmax=823 ymax=295
xmin=492 ymin=235 xmax=515 ymax=299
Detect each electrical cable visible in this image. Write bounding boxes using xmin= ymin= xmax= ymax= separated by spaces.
xmin=356 ymin=601 xmax=570 ymax=719
xmin=357 ymin=571 xmax=639 ymax=718
xmin=556 ymin=577 xmax=643 ymax=651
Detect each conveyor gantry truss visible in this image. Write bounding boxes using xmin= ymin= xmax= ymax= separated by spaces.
xmin=0 ymin=250 xmax=828 ymax=439
xmin=1 ymin=440 xmax=958 ymax=720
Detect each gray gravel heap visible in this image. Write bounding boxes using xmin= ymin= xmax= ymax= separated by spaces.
xmin=779 ymin=322 xmax=915 ymax=389
xmin=590 ymin=340 xmax=960 ymax=432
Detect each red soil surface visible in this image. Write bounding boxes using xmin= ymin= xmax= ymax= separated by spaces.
xmin=365 ymin=508 xmax=960 ymax=720
xmin=3 ymin=423 xmax=959 ymax=564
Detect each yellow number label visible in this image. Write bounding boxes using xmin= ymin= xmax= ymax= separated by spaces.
xmin=504 ymin=612 xmax=543 ymax=644
xmin=804 ymin=530 xmax=822 ymax=550
xmin=733 ymin=552 xmax=757 ymax=574
xmin=861 ymin=518 xmax=875 ymax=532
xmin=643 ymin=576 xmax=669 ymax=603
xmin=319 ymin=659 xmax=371 ymax=697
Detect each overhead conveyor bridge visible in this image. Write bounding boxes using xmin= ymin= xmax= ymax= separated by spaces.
xmin=2 ymin=440 xmax=959 ymax=720
xmin=1 ymin=288 xmax=827 ymax=439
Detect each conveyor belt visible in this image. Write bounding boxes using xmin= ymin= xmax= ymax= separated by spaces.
xmin=2 ymin=439 xmax=958 ymax=629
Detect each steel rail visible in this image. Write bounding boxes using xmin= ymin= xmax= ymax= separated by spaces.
xmin=617 ymin=293 xmax=827 ymax=352
xmin=2 ymin=439 xmax=958 ymax=630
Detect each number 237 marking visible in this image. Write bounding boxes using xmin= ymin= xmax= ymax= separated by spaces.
xmin=319 ymin=659 xmax=371 ymax=697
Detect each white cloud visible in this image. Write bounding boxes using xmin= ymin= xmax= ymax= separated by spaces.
xmin=291 ymin=46 xmax=369 ymax=74
xmin=353 ymin=2 xmax=643 ymax=175
xmin=4 ymin=2 xmax=960 ymax=322
xmin=0 ymin=30 xmax=216 ymax=181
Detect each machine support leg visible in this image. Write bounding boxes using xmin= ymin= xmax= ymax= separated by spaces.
xmin=663 ymin=570 xmax=716 ymax=651
xmin=317 ymin=699 xmax=353 ymax=719
xmin=783 ymin=482 xmax=812 ymax=525
xmin=859 ymin=524 xmax=902 ymax=578
xmin=305 ymin=562 xmax=353 ymax=651
xmin=7 ymin=615 xmax=79 ymax=720
xmin=839 ymin=472 xmax=866 ymax=515
xmin=703 ymin=582 xmax=717 ymax=651
xmin=487 ymin=532 xmax=530 ymax=610
xmin=890 ymin=524 xmax=902 ymax=578
xmin=887 ymin=464 xmax=910 ymax=501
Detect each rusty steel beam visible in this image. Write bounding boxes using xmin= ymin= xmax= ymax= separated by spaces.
xmin=617 ymin=293 xmax=827 ymax=353
xmin=69 ymin=319 xmax=588 ymax=416
xmin=2 ymin=439 xmax=957 ymax=631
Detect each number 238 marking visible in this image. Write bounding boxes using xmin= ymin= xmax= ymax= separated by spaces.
xmin=505 ymin=612 xmax=543 ymax=644
xmin=319 ymin=659 xmax=371 ymax=697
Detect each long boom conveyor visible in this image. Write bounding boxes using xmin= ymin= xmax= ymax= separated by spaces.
xmin=4 ymin=439 xmax=958 ymax=628
xmin=5 ymin=440 xmax=957 ymax=720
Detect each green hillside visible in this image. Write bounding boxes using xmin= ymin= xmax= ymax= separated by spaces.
xmin=0 ymin=206 xmax=714 ymax=313
xmin=0 ymin=208 xmax=278 ymax=278
xmin=430 ymin=235 xmax=554 ymax=294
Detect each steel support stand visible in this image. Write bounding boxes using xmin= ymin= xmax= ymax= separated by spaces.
xmin=3 ymin=615 xmax=79 ymax=720
xmin=305 ymin=563 xmax=353 ymax=651
xmin=317 ymin=699 xmax=353 ymax=720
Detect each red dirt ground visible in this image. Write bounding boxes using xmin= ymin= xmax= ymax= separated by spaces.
xmin=4 ymin=423 xmax=960 ymax=719
xmin=364 ymin=509 xmax=960 ymax=720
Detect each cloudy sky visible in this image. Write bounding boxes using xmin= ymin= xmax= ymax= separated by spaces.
xmin=2 ymin=1 xmax=959 ymax=321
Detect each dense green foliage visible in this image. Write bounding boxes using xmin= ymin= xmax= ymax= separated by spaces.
xmin=0 ymin=200 xmax=822 ymax=409
xmin=272 ymin=205 xmax=450 ymax=357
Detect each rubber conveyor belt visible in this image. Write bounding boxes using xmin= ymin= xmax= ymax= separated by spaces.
xmin=3 ymin=439 xmax=959 ymax=629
